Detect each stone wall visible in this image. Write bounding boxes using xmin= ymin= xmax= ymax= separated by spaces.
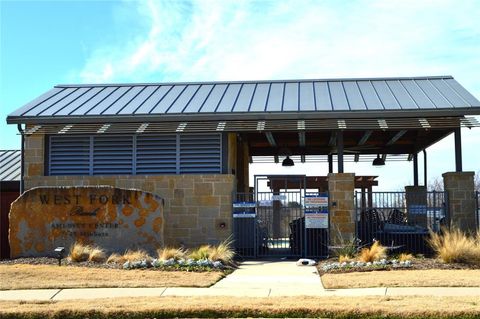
xmin=442 ymin=171 xmax=476 ymax=233
xmin=21 ymin=133 xmax=236 ymax=247
xmin=328 ymin=173 xmax=355 ymax=245
xmin=24 ymin=174 xmax=235 ymax=247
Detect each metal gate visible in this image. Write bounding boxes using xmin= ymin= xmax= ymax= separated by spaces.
xmin=233 ymin=175 xmax=329 ymax=259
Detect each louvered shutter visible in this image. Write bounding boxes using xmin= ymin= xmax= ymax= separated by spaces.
xmin=179 ymin=134 xmax=222 ymax=173
xmin=93 ymin=136 xmax=133 ymax=175
xmin=136 ymin=135 xmax=177 ymax=174
xmin=49 ymin=136 xmax=90 ymax=175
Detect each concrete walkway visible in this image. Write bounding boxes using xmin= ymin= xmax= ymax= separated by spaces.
xmin=2 ymin=260 xmax=480 ymax=300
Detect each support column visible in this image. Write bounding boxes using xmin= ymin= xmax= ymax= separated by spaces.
xmin=328 ymin=154 xmax=333 ymax=173
xmin=443 ymin=171 xmax=476 ymax=233
xmin=423 ymin=149 xmax=427 ymax=187
xmin=337 ymin=131 xmax=344 ymax=173
xmin=454 ymin=128 xmax=462 ymax=172
xmin=328 ymin=173 xmax=355 ymax=245
xmin=272 ymin=188 xmax=282 ymax=238
xmin=413 ymin=153 xmax=419 ymax=186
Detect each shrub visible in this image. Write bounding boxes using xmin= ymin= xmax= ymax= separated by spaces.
xmin=358 ymin=241 xmax=387 ymax=263
xmin=209 ymin=238 xmax=235 ymax=265
xmin=157 ymin=247 xmax=187 ymax=261
xmin=69 ymin=242 xmax=91 ymax=262
xmin=87 ymin=247 xmax=106 ymax=263
xmin=189 ymin=245 xmax=212 ymax=261
xmin=428 ymin=228 xmax=480 ymax=264
xmin=398 ymin=253 xmax=413 ymax=262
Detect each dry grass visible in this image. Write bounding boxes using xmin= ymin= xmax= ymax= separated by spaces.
xmin=208 ymin=238 xmax=235 ymax=264
xmin=398 ymin=253 xmax=414 ymax=262
xmin=0 ymin=264 xmax=223 ymax=290
xmin=121 ymin=249 xmax=151 ymax=262
xmin=105 ymin=253 xmax=124 ymax=264
xmin=68 ymin=242 xmax=91 ymax=262
xmin=338 ymin=254 xmax=354 ymax=263
xmin=1 ymin=296 xmax=480 ymax=318
xmin=428 ymin=228 xmax=480 ymax=264
xmin=157 ymin=247 xmax=187 ymax=261
xmin=358 ymin=241 xmax=387 ymax=262
xmin=88 ymin=247 xmax=106 ymax=263
xmin=321 ymin=269 xmax=480 ymax=289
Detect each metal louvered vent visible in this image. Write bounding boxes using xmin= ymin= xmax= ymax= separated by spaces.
xmin=93 ymin=136 xmax=133 ymax=175
xmin=49 ymin=136 xmax=90 ymax=175
xmin=180 ymin=134 xmax=222 ymax=173
xmin=136 ymin=135 xmax=177 ymax=174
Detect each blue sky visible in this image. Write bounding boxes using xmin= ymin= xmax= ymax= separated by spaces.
xmin=1 ymin=0 xmax=479 ymax=190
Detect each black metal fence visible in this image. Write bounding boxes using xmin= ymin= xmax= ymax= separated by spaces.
xmin=476 ymin=191 xmax=480 ymax=231
xmin=355 ymin=191 xmax=448 ymax=256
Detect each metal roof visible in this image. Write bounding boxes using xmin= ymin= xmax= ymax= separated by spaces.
xmin=7 ymin=76 xmax=480 ymax=125
xmin=0 ymin=150 xmax=21 ymax=182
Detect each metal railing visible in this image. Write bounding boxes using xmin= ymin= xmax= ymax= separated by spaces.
xmin=355 ymin=191 xmax=448 ymax=256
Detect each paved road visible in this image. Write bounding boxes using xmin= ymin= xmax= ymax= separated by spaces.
xmin=1 ymin=260 xmax=480 ymax=300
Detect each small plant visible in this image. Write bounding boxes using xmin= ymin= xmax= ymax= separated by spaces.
xmin=428 ymin=228 xmax=480 ymax=264
xmin=88 ymin=247 xmax=106 ymax=263
xmin=209 ymin=238 xmax=235 ymax=265
xmin=338 ymin=255 xmax=354 ymax=263
xmin=69 ymin=242 xmax=91 ymax=262
xmin=157 ymin=247 xmax=187 ymax=261
xmin=358 ymin=240 xmax=387 ymax=263
xmin=189 ymin=245 xmax=212 ymax=261
xmin=398 ymin=253 xmax=413 ymax=262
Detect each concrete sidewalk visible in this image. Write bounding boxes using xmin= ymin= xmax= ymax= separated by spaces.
xmin=1 ymin=260 xmax=480 ymax=300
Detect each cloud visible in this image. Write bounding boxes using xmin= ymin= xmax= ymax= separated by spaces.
xmin=76 ymin=0 xmax=480 ymax=96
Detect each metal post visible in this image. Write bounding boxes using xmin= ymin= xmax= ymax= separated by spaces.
xmin=413 ymin=153 xmax=418 ymax=186
xmin=337 ymin=131 xmax=344 ymax=173
xmin=454 ymin=127 xmax=462 ymax=172
xmin=328 ymin=154 xmax=333 ymax=173
xmin=423 ymin=149 xmax=427 ymax=187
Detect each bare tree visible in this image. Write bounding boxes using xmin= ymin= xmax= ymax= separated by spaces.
xmin=428 ymin=176 xmax=444 ymax=191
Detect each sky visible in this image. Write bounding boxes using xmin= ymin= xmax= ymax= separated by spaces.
xmin=0 ymin=0 xmax=479 ymax=190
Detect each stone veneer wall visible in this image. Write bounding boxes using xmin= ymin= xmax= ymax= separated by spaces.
xmin=24 ymin=175 xmax=235 ymax=247
xmin=22 ymin=133 xmax=236 ymax=247
xmin=442 ymin=171 xmax=476 ymax=233
xmin=328 ymin=173 xmax=355 ymax=245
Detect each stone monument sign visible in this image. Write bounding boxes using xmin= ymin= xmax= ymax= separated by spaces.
xmin=9 ymin=186 xmax=164 ymax=258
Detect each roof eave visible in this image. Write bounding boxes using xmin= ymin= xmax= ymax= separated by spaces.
xmin=6 ymin=108 xmax=479 ymax=125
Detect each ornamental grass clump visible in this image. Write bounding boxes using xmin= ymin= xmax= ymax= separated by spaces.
xmin=189 ymin=245 xmax=212 ymax=261
xmin=358 ymin=240 xmax=387 ymax=263
xmin=428 ymin=228 xmax=480 ymax=265
xmin=69 ymin=242 xmax=92 ymax=262
xmin=121 ymin=249 xmax=152 ymax=262
xmin=157 ymin=247 xmax=187 ymax=261
xmin=88 ymin=246 xmax=107 ymax=263
xmin=398 ymin=253 xmax=414 ymax=262
xmin=209 ymin=238 xmax=235 ymax=265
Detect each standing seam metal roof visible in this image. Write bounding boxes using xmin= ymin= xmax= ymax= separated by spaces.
xmin=0 ymin=150 xmax=21 ymax=182
xmin=7 ymin=76 xmax=480 ymax=124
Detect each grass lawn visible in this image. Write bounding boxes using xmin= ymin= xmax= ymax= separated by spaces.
xmin=1 ymin=296 xmax=480 ymax=318
xmin=321 ymin=269 xmax=480 ymax=289
xmin=0 ymin=264 xmax=224 ymax=290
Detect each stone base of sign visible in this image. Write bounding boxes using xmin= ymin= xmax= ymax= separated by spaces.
xmin=442 ymin=171 xmax=476 ymax=233
xmin=24 ymin=174 xmax=235 ymax=247
xmin=328 ymin=173 xmax=355 ymax=246
xmin=9 ymin=186 xmax=164 ymax=258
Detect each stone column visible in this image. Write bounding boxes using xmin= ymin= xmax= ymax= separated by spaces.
xmin=404 ymin=185 xmax=427 ymax=227
xmin=442 ymin=172 xmax=476 ymax=233
xmin=328 ymin=173 xmax=355 ymax=245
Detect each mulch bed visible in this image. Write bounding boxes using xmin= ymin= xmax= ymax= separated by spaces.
xmin=317 ymin=257 xmax=480 ymax=275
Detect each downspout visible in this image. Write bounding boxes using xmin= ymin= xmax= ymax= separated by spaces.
xmin=17 ymin=124 xmax=24 ymax=194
